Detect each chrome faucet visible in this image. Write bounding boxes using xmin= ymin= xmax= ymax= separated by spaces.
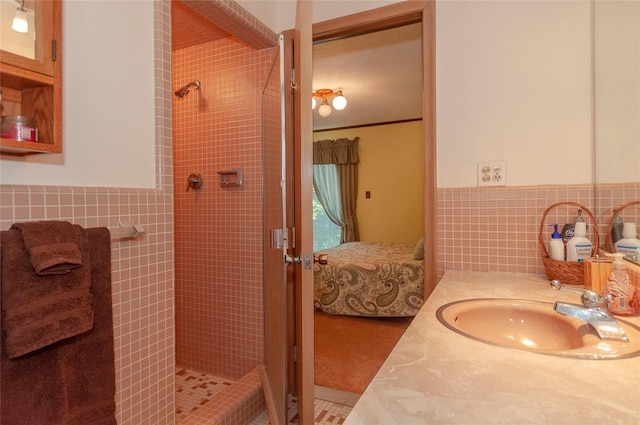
xmin=550 ymin=280 xmax=629 ymax=342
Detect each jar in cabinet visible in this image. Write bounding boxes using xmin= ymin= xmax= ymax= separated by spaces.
xmin=1 ymin=116 xmax=39 ymax=142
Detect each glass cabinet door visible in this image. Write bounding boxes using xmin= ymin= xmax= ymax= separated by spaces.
xmin=0 ymin=0 xmax=56 ymax=76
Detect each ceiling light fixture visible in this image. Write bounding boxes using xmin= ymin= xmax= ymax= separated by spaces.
xmin=312 ymin=89 xmax=347 ymax=117
xmin=12 ymin=0 xmax=29 ymax=33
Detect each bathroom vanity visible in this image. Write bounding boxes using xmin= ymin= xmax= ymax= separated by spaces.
xmin=345 ymin=271 xmax=640 ymax=424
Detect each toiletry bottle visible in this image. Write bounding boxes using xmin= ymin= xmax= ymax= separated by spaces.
xmin=566 ymin=221 xmax=592 ymax=262
xmin=603 ymin=253 xmax=639 ymax=316
xmin=611 ymin=215 xmax=624 ymax=245
xmin=548 ymin=224 xmax=564 ymax=261
xmin=614 ymin=222 xmax=640 ymax=262
xmin=561 ymin=209 xmax=584 ymax=244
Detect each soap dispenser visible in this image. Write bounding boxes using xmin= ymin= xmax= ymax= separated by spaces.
xmin=566 ymin=221 xmax=592 ymax=262
xmin=548 ymin=224 xmax=564 ymax=261
xmin=614 ymin=222 xmax=640 ymax=262
xmin=561 ymin=209 xmax=584 ymax=244
xmin=603 ymin=253 xmax=639 ymax=316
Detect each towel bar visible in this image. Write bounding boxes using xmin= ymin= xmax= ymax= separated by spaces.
xmin=109 ymin=223 xmax=145 ymax=240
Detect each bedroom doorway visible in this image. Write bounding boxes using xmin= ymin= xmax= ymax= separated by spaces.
xmin=308 ymin=0 xmax=436 ymax=401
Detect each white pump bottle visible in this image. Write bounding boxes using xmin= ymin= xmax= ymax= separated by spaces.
xmin=548 ymin=224 xmax=564 ymax=261
xmin=614 ymin=222 xmax=640 ymax=262
xmin=566 ymin=222 xmax=592 ymax=262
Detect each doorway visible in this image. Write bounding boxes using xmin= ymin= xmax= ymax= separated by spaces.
xmin=293 ymin=1 xmax=436 ymax=420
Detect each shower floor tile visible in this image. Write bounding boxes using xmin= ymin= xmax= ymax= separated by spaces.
xmin=175 ymin=366 xmax=234 ymax=421
xmin=176 ymin=367 xmax=353 ymax=424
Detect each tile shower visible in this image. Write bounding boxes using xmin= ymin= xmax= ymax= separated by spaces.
xmin=172 ymin=35 xmax=274 ymax=379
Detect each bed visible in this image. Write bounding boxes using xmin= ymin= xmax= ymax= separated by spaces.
xmin=313 ymin=241 xmax=425 ymax=317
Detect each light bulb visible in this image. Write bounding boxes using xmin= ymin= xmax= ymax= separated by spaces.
xmin=312 ymin=97 xmax=316 ymax=110
xmin=318 ymin=103 xmax=332 ymax=117
xmin=332 ymin=95 xmax=347 ymax=110
xmin=12 ymin=8 xmax=28 ymax=33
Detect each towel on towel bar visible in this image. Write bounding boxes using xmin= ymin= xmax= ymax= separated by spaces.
xmin=11 ymin=221 xmax=83 ymax=275
xmin=1 ymin=224 xmax=94 ymax=359
xmin=1 ymin=227 xmax=116 ymax=424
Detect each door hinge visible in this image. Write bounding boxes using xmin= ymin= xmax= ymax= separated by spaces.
xmin=292 ymin=345 xmax=297 ymax=362
xmin=271 ymin=227 xmax=296 ymax=250
xmin=52 ymin=40 xmax=57 ymax=62
xmin=271 ymin=228 xmax=288 ymax=249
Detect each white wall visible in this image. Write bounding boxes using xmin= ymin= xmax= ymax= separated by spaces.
xmin=1 ymin=1 xmax=156 ymax=189
xmin=240 ymin=0 xmax=595 ymax=189
xmin=237 ymin=0 xmax=403 ymax=34
xmin=436 ymin=0 xmax=592 ymax=188
xmin=1 ymin=0 xmax=596 ymax=190
xmin=594 ymin=0 xmax=640 ymax=184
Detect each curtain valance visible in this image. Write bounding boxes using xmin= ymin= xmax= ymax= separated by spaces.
xmin=313 ymin=137 xmax=360 ymax=165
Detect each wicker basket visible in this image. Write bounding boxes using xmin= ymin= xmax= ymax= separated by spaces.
xmin=606 ymin=200 xmax=640 ymax=252
xmin=538 ymin=202 xmax=599 ymax=285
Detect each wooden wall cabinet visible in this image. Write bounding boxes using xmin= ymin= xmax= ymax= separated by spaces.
xmin=0 ymin=0 xmax=62 ymax=156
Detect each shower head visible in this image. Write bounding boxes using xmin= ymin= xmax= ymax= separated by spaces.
xmin=175 ymin=80 xmax=201 ymax=98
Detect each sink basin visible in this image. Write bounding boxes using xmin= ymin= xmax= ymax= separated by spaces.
xmin=436 ymin=299 xmax=640 ymax=359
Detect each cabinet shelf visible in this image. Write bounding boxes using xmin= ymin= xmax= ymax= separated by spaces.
xmin=0 ymin=139 xmax=58 ymax=156
xmin=1 ymin=64 xmax=57 ymax=90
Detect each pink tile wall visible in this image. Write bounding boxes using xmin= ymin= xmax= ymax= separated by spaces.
xmin=436 ymin=183 xmax=640 ymax=290
xmin=0 ymin=3 xmax=176 ymax=424
xmin=172 ymin=37 xmax=275 ymax=379
xmin=0 ymin=186 xmax=176 ymax=425
xmin=596 ymin=183 xmax=640 ymax=291
xmin=181 ymin=0 xmax=275 ymax=50
xmin=595 ymin=183 xmax=640 ymax=248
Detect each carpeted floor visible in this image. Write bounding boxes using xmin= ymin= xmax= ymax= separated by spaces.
xmin=314 ymin=310 xmax=413 ymax=394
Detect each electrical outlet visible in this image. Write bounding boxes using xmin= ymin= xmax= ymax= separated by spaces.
xmin=477 ymin=161 xmax=506 ymax=187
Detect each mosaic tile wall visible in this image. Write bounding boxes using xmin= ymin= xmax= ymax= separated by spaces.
xmin=0 ymin=2 xmax=176 ymax=424
xmin=172 ymin=36 xmax=275 ymax=379
xmin=1 ymin=2 xmax=278 ymax=423
xmin=2 ymin=182 xmax=636 ymax=424
xmin=436 ymin=182 xmax=640 ymax=290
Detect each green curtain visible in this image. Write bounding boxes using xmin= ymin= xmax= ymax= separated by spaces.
xmin=312 ymin=137 xmax=360 ymax=243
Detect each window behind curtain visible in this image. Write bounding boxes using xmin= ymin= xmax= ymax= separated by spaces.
xmin=312 ymin=187 xmax=340 ymax=251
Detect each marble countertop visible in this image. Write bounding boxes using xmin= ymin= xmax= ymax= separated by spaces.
xmin=344 ymin=271 xmax=640 ymax=424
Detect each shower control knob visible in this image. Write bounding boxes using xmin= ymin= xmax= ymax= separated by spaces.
xmin=186 ymin=173 xmax=203 ymax=192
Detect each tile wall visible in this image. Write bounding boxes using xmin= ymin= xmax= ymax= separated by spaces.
xmin=0 ymin=2 xmax=279 ymax=423
xmin=172 ymin=36 xmax=275 ymax=379
xmin=1 ymin=2 xmax=176 ymax=424
xmin=436 ymin=182 xmax=640 ymax=290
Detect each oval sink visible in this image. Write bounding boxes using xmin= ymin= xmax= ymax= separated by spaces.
xmin=436 ymin=299 xmax=640 ymax=359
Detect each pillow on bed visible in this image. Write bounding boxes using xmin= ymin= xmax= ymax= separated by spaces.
xmin=413 ymin=238 xmax=424 ymax=260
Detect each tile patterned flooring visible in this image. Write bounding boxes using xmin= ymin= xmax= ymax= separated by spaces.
xmin=175 ymin=367 xmax=235 ymax=421
xmin=176 ymin=367 xmax=354 ymax=424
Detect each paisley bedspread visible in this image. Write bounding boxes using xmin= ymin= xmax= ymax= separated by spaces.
xmin=313 ymin=242 xmax=425 ymax=317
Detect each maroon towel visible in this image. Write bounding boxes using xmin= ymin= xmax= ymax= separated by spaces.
xmin=11 ymin=221 xmax=83 ymax=275
xmin=1 ymin=224 xmax=94 ymax=359
xmin=1 ymin=227 xmax=116 ymax=425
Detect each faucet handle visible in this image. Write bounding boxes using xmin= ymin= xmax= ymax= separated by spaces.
xmin=581 ymin=291 xmax=613 ymax=309
xmin=550 ymin=280 xmax=611 ymax=309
